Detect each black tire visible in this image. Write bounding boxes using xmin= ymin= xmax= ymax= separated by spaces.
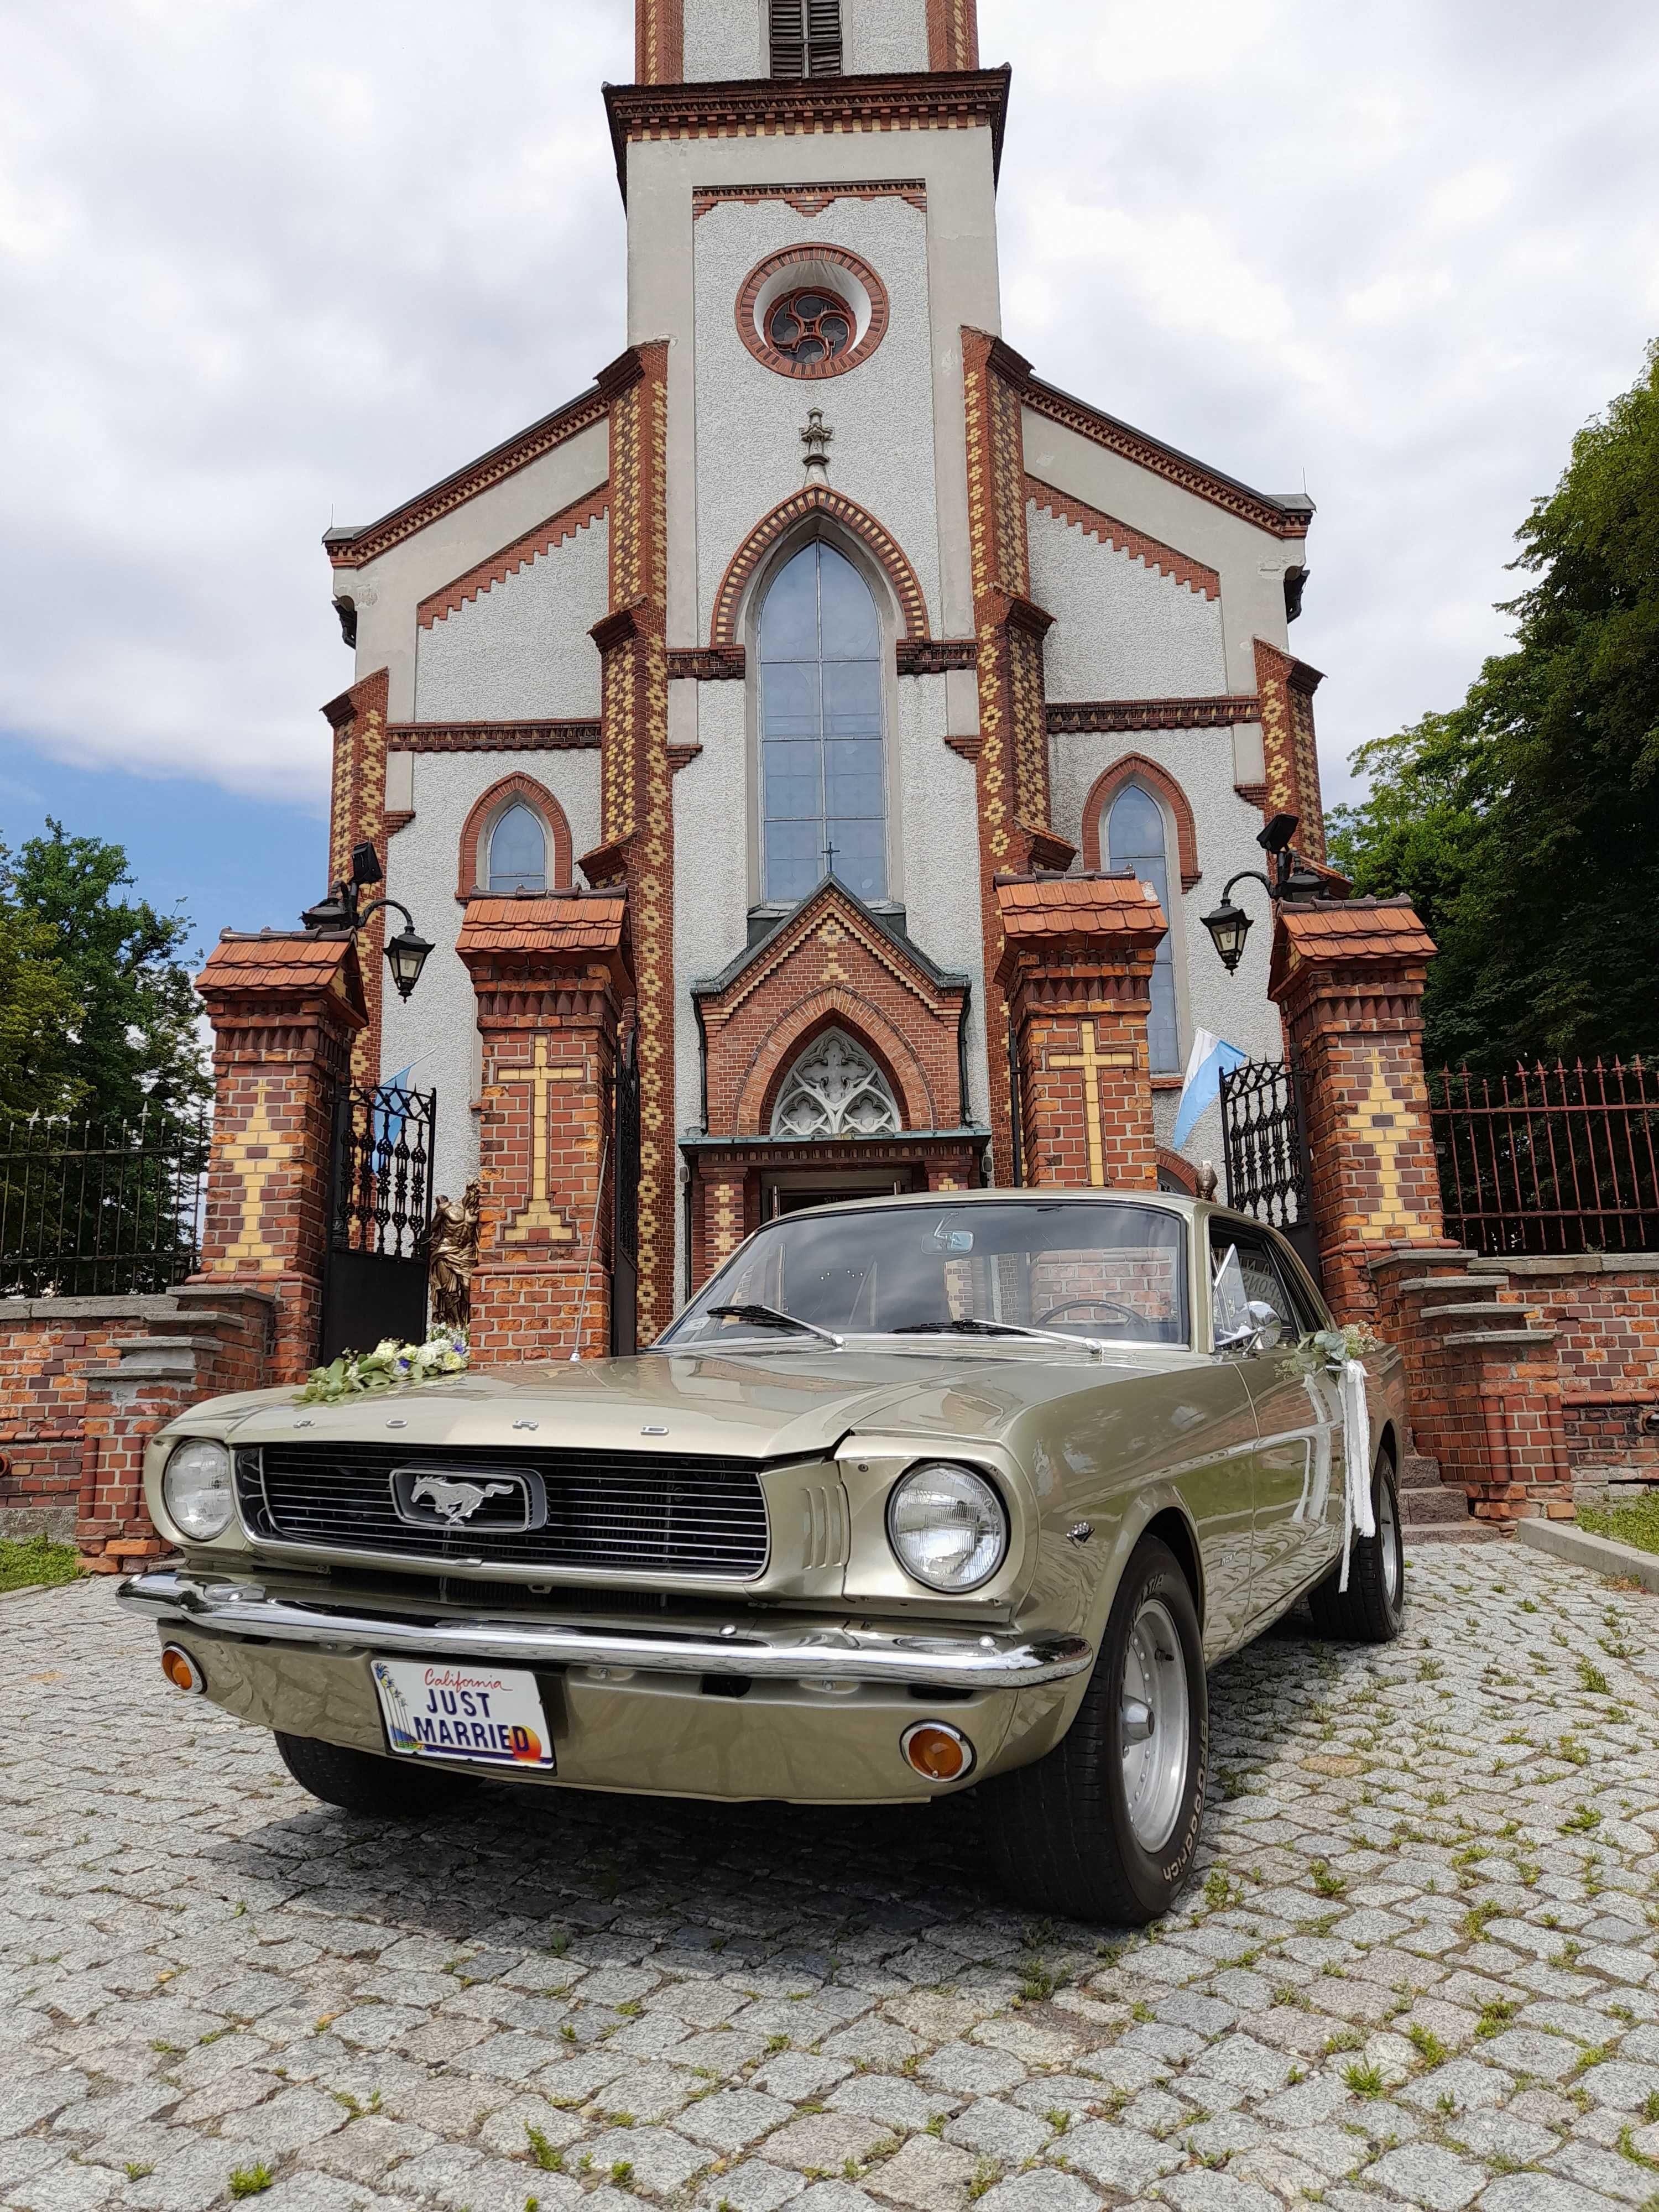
xmin=982 ymin=1535 xmax=1208 ymax=1925
xmin=1307 ymin=1452 xmax=1406 ymax=1644
xmin=274 ymin=1731 xmax=480 ymax=1817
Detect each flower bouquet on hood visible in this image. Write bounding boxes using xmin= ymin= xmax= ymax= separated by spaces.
xmin=297 ymin=1330 xmax=469 ymax=1406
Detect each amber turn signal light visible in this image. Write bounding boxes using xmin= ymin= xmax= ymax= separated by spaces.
xmin=160 ymin=1645 xmax=205 ymax=1694
xmin=900 ymin=1719 xmax=975 ymax=1782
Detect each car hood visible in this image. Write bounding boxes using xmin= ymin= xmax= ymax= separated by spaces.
xmin=169 ymin=1342 xmax=1201 ymax=1463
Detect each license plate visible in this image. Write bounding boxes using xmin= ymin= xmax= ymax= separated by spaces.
xmin=371 ymin=1658 xmax=554 ymax=1771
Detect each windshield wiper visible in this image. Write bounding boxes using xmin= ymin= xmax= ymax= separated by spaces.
xmin=889 ymin=1318 xmax=1104 ymax=1353
xmin=706 ymin=1303 xmax=844 ymax=1348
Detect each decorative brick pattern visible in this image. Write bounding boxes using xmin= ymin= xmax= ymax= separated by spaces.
xmin=927 ymin=0 xmax=980 ymax=70
xmin=995 ymin=874 xmax=1167 ymax=1190
xmin=666 ymin=646 xmax=745 ymax=682
xmin=1024 ymin=375 xmax=1313 ymax=539
xmin=711 ymin=485 xmax=930 ymax=647
xmin=1026 ymin=479 xmax=1220 ymax=600
xmin=324 ymin=386 xmax=609 ymax=570
xmin=1268 ymin=898 xmax=1444 ymax=1323
xmin=457 ymin=894 xmax=633 ymax=1363
xmin=1253 ymin=638 xmax=1327 ymax=858
xmin=455 ymin=774 xmax=575 ymax=900
xmin=1078 ymin=753 xmax=1202 ymax=891
xmin=1046 ymin=696 xmax=1261 ymax=734
xmin=734 ymin=244 xmax=890 ymax=382
xmin=416 ymin=487 xmax=607 ymax=629
xmin=634 ymin=0 xmax=682 ymax=84
xmin=962 ymin=329 xmax=1061 ymax=1183
xmin=603 ymin=73 xmax=1013 ymax=204
xmin=194 ymin=932 xmax=368 ymax=1383
xmin=388 ymin=720 xmax=601 ymax=751
xmin=589 ymin=342 xmax=677 ymax=1345
xmin=324 ymin=667 xmax=390 ymax=1085
xmin=693 ymin=181 xmax=927 ymax=221
xmin=896 ymin=638 xmax=977 ymax=674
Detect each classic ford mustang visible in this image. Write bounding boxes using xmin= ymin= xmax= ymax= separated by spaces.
xmin=121 ymin=1192 xmax=1407 ymax=1923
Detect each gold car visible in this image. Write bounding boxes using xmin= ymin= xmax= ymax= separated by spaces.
xmin=121 ymin=1192 xmax=1407 ymax=1923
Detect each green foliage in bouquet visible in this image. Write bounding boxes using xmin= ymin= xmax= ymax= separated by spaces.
xmin=297 ymin=1331 xmax=468 ymax=1406
xmin=1285 ymin=1322 xmax=1385 ymax=1379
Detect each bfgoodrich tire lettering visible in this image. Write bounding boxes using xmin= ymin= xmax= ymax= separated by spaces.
xmin=982 ymin=1535 xmax=1208 ymax=1924
xmin=275 ymin=1731 xmax=480 ymax=1817
xmin=1308 ymin=1452 xmax=1406 ymax=1644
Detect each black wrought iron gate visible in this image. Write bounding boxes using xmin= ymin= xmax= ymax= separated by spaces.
xmin=610 ymin=1035 xmax=640 ymax=1356
xmin=1218 ymin=1057 xmax=1322 ymax=1288
xmin=319 ymin=1081 xmax=437 ymax=1362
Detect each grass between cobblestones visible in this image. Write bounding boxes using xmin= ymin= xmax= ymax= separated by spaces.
xmin=0 ymin=1532 xmax=82 ymax=1592
xmin=6 ymin=1545 xmax=1659 ymax=2212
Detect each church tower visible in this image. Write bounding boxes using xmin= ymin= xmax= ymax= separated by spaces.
xmin=320 ymin=0 xmax=1323 ymax=1353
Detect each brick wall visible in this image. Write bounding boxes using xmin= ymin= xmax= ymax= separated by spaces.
xmin=1477 ymin=1255 xmax=1659 ymax=1490
xmin=0 ymin=1287 xmax=276 ymax=1568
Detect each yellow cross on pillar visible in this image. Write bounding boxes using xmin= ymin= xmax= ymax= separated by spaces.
xmin=493 ymin=1036 xmax=583 ymax=1244
xmin=1048 ymin=1020 xmax=1135 ymax=1187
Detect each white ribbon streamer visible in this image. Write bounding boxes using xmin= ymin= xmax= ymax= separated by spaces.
xmin=1338 ymin=1356 xmax=1376 ymax=1592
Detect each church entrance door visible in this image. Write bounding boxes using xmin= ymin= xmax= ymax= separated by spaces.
xmin=764 ymin=1167 xmax=917 ymax=1219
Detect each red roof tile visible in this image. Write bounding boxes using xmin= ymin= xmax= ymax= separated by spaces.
xmin=1278 ymin=897 xmax=1435 ymax=962
xmin=456 ymin=893 xmax=628 ymax=959
xmin=996 ymin=872 xmax=1168 ymax=942
xmin=196 ymin=932 xmax=361 ymax=998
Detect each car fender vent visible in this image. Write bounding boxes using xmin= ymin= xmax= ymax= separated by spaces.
xmin=801 ymin=1481 xmax=849 ymax=1572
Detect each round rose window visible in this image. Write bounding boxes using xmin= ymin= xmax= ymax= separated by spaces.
xmin=766 ymin=286 xmax=854 ymax=368
xmin=737 ymin=246 xmax=889 ymax=380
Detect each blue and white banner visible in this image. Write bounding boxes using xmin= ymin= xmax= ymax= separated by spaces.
xmin=1170 ymin=1027 xmax=1248 ymax=1151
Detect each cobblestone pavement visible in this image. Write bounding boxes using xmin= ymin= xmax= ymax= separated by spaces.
xmin=7 ymin=1547 xmax=1659 ymax=2212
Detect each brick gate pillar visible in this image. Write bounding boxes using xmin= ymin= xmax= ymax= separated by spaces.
xmin=995 ymin=874 xmax=1167 ymax=1188
xmin=457 ymin=893 xmax=633 ymax=1362
xmin=193 ymin=931 xmax=367 ymax=1383
xmin=1267 ymin=896 xmax=1449 ymax=1323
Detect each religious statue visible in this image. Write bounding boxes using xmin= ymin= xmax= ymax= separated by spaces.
xmin=428 ymin=1180 xmax=480 ymax=1332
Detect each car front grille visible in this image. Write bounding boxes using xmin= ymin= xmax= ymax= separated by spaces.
xmin=236 ymin=1443 xmax=770 ymax=1580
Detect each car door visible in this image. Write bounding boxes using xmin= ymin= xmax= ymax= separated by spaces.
xmin=1209 ymin=1220 xmax=1343 ymax=1621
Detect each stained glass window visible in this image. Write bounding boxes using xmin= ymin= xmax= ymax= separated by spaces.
xmin=1107 ymin=784 xmax=1180 ymax=1073
xmin=759 ymin=541 xmax=886 ymax=905
xmin=766 ymin=286 xmax=854 ymax=367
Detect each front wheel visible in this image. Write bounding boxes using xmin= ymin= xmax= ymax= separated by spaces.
xmin=1307 ymin=1452 xmax=1406 ymax=1644
xmin=275 ymin=1732 xmax=480 ymax=1817
xmin=982 ymin=1535 xmax=1208 ymax=1924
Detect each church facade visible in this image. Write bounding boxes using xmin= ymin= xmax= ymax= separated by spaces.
xmin=317 ymin=0 xmax=1329 ymax=1351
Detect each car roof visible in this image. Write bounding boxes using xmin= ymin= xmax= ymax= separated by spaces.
xmin=759 ymin=1187 xmax=1265 ymax=1233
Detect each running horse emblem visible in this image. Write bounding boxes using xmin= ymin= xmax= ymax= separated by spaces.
xmin=408 ymin=1474 xmax=515 ymax=1525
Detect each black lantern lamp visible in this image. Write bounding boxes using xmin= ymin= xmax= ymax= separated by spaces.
xmin=1200 ymin=812 xmax=1329 ymax=974
xmin=300 ymin=841 xmax=432 ymax=1003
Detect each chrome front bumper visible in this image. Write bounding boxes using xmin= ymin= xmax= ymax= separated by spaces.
xmin=117 ymin=1569 xmax=1094 ymax=1692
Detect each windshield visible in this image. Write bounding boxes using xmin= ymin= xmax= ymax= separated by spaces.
xmin=660 ymin=1200 xmax=1190 ymax=1350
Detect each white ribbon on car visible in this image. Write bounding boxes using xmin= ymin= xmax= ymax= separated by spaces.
xmin=1338 ymin=1357 xmax=1376 ymax=1592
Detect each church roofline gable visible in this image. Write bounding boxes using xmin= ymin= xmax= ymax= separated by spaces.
xmin=324 ymin=382 xmax=611 ymax=573
xmin=692 ymin=877 xmax=971 ymax=1011
xmin=1022 ymin=373 xmax=1316 ymax=542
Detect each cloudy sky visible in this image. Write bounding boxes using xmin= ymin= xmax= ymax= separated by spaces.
xmin=3 ymin=0 xmax=1656 ymax=943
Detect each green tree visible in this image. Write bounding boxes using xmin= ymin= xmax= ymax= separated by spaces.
xmin=1 ymin=823 xmax=207 ymax=1129
xmin=1329 ymin=340 xmax=1659 ymax=1071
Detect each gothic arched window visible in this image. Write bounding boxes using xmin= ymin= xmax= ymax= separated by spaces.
xmin=1107 ymin=783 xmax=1180 ymax=1073
xmin=487 ymin=802 xmax=547 ymax=895
xmin=771 ymin=1030 xmax=901 ymax=1137
xmin=758 ymin=540 xmax=887 ymax=906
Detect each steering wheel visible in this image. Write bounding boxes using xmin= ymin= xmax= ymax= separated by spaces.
xmin=1037 ymin=1297 xmax=1141 ymax=1327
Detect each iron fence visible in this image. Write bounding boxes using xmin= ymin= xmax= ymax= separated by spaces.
xmin=0 ymin=1104 xmax=210 ymax=1298
xmin=1431 ymin=1059 xmax=1659 ymax=1255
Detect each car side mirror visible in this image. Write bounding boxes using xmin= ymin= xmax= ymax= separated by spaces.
xmin=1215 ymin=1300 xmax=1286 ymax=1358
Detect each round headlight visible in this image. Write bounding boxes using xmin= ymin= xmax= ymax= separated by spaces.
xmin=887 ymin=1462 xmax=1008 ymax=1593
xmin=162 ymin=1438 xmax=234 ymax=1541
